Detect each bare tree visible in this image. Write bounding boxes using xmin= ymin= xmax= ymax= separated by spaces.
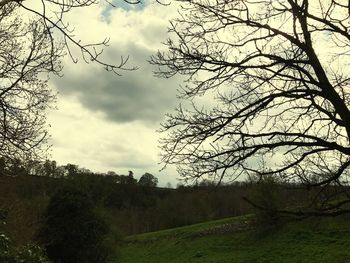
xmin=0 ymin=4 xmax=62 ymax=161
xmin=0 ymin=0 xmax=138 ymax=162
xmin=151 ymin=0 xmax=350 ymax=215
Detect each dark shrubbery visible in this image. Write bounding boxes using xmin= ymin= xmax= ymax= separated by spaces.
xmin=40 ymin=187 xmax=117 ymax=263
xmin=247 ymin=175 xmax=283 ymax=226
xmin=0 ymin=233 xmax=51 ymax=263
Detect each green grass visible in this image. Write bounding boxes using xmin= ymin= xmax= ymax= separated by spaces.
xmin=118 ymin=214 xmax=350 ymax=263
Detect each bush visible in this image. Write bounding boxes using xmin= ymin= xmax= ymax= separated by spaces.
xmin=247 ymin=174 xmax=283 ymax=226
xmin=40 ymin=187 xmax=117 ymax=263
xmin=0 ymin=233 xmax=51 ymax=263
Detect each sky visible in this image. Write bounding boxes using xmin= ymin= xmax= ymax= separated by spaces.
xmin=14 ymin=0 xmax=347 ymax=186
xmin=45 ymin=1 xmax=183 ymax=186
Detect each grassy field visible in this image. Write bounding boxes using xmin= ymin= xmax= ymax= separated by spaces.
xmin=119 ymin=214 xmax=350 ymax=263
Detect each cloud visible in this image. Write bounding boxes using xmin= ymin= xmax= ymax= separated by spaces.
xmin=48 ymin=89 xmax=181 ymax=183
xmin=49 ymin=2 xmax=182 ymax=124
xmin=101 ymin=0 xmax=147 ymax=21
xmin=47 ymin=96 xmax=176 ymax=178
xmin=52 ymin=44 xmax=180 ymax=124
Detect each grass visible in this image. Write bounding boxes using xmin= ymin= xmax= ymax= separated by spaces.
xmin=118 ymin=214 xmax=350 ymax=263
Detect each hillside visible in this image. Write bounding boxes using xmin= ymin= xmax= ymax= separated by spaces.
xmin=0 ymin=175 xmax=253 ymax=242
xmin=2 ymin=175 xmax=350 ymax=262
xmin=119 ymin=215 xmax=350 ymax=263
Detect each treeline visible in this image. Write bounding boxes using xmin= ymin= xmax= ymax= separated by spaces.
xmin=0 ymin=160 xmax=255 ymax=242
xmin=0 ymin=173 xmax=253 ymax=237
xmin=0 ymin=158 xmax=159 ymax=187
xmin=0 ymin=158 xmax=326 ymax=241
xmin=0 ymin=160 xmax=332 ymax=262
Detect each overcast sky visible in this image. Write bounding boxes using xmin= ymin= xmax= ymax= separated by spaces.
xmin=46 ymin=1 xmax=183 ymax=186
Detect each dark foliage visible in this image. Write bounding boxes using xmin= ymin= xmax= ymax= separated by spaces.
xmin=40 ymin=187 xmax=113 ymax=263
xmin=138 ymin=173 xmax=158 ymax=187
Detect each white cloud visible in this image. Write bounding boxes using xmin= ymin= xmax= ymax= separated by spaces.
xmin=47 ymin=95 xmax=179 ymax=185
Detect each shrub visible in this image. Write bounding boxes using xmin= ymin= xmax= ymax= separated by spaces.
xmin=40 ymin=187 xmax=116 ymax=263
xmin=247 ymin=174 xmax=283 ymax=226
xmin=0 ymin=233 xmax=51 ymax=263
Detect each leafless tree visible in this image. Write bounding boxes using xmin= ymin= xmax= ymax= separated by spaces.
xmin=0 ymin=4 xmax=61 ymax=161
xmin=0 ymin=0 xmax=137 ymax=162
xmin=151 ymin=0 xmax=350 ymax=215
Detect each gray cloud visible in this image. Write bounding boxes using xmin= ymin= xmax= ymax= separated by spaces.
xmin=53 ymin=44 xmax=179 ymax=124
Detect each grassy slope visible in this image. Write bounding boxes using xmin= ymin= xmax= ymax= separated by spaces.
xmin=119 ymin=214 xmax=350 ymax=263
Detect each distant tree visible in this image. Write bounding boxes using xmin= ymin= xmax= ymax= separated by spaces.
xmin=198 ymin=179 xmax=215 ymax=188
xmin=54 ymin=166 xmax=66 ymax=178
xmin=107 ymin=171 xmax=117 ymax=177
xmin=127 ymin=171 xmax=138 ymax=184
xmin=64 ymin=163 xmax=79 ymax=177
xmin=138 ymin=173 xmax=158 ymax=187
xmin=114 ymin=171 xmax=137 ymax=185
xmin=8 ymin=158 xmax=27 ymax=177
xmin=79 ymin=167 xmax=93 ymax=175
xmin=35 ymin=161 xmax=66 ymax=177
xmin=152 ymin=0 xmax=350 ymax=216
xmin=176 ymin=183 xmax=185 ymax=189
xmin=43 ymin=160 xmax=57 ymax=177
